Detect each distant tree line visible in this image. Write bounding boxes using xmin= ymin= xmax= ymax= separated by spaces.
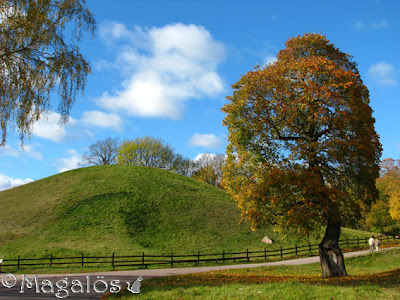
xmin=80 ymin=138 xmax=400 ymax=234
xmin=81 ymin=136 xmax=225 ymax=188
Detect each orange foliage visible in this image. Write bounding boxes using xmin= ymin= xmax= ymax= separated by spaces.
xmin=222 ymin=33 xmax=382 ymax=235
xmin=376 ymin=158 xmax=400 ymax=221
xmin=141 ymin=269 xmax=400 ymax=288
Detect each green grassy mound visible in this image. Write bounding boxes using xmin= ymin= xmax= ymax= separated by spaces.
xmin=0 ymin=165 xmax=374 ymax=259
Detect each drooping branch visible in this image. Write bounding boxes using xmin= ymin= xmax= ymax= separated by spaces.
xmin=0 ymin=0 xmax=96 ymax=144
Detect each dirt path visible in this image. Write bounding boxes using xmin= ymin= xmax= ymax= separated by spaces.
xmin=1 ymin=247 xmax=398 ymax=299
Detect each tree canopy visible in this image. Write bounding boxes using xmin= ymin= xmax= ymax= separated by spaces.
xmin=0 ymin=0 xmax=95 ymax=144
xmin=222 ymin=33 xmax=382 ymax=277
xmin=117 ymin=136 xmax=184 ymax=171
xmin=376 ymin=158 xmax=400 ymax=221
xmin=192 ymin=153 xmax=226 ymax=188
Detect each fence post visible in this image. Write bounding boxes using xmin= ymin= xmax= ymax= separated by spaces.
xmin=112 ymin=253 xmax=115 ymax=270
xmin=81 ymin=253 xmax=84 ymax=267
xmin=142 ymin=252 xmax=145 ymax=266
xmin=246 ymin=249 xmax=249 ymax=262
xmin=18 ymin=255 xmax=20 ymax=269
xmin=295 ymin=244 xmax=298 ymax=256
xmin=197 ymin=251 xmax=200 ymax=265
xmin=223 ymin=250 xmax=225 ymax=263
xmin=280 ymin=246 xmax=283 ymax=258
xmin=50 ymin=254 xmax=52 ymax=267
xmin=171 ymin=252 xmax=173 ymax=267
xmin=309 ymin=242 xmax=311 ymax=254
xmin=264 ymin=247 xmax=267 ymax=260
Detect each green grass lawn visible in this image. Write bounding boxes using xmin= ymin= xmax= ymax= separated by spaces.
xmin=106 ymin=248 xmax=400 ymax=299
xmin=0 ymin=165 xmax=379 ymax=274
xmin=0 ymin=165 xmax=273 ymax=258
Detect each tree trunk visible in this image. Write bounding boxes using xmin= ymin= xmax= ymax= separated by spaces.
xmin=318 ymin=221 xmax=347 ymax=278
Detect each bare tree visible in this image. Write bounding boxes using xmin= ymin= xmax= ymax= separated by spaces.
xmin=171 ymin=154 xmax=197 ymax=177
xmin=82 ymin=137 xmax=119 ymax=166
xmin=192 ymin=153 xmax=226 ymax=187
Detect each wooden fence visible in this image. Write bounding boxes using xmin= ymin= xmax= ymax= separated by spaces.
xmin=1 ymin=235 xmax=398 ymax=271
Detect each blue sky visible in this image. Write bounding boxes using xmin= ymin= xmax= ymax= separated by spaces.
xmin=1 ymin=0 xmax=399 ymax=190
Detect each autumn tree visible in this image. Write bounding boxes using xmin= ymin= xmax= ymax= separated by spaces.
xmin=379 ymin=158 xmax=400 ymax=177
xmin=365 ymin=199 xmax=399 ymax=235
xmin=0 ymin=0 xmax=95 ymax=144
xmin=117 ymin=136 xmax=185 ymax=171
xmin=222 ymin=33 xmax=381 ymax=278
xmin=81 ymin=137 xmax=119 ymax=166
xmin=192 ymin=153 xmax=226 ymax=187
xmin=365 ymin=158 xmax=400 ymax=234
xmin=374 ymin=158 xmax=400 ymax=222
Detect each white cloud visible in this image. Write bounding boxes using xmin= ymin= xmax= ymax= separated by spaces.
xmin=0 ymin=6 xmax=22 ymax=24
xmin=97 ymin=23 xmax=226 ymax=119
xmin=368 ymin=61 xmax=397 ymax=86
xmin=264 ymin=54 xmax=277 ymax=66
xmin=0 ymin=144 xmax=42 ymax=160
xmin=56 ymin=149 xmax=83 ymax=173
xmin=94 ymin=58 xmax=115 ymax=72
xmin=99 ymin=21 xmax=135 ymax=42
xmin=354 ymin=19 xmax=389 ymax=30
xmin=20 ymin=144 xmax=43 ymax=160
xmin=0 ymin=144 xmax=19 ymax=157
xmin=81 ymin=110 xmax=122 ymax=130
xmin=188 ymin=133 xmax=223 ymax=149
xmin=194 ymin=152 xmax=217 ymax=161
xmin=0 ymin=174 xmax=33 ymax=191
xmin=32 ymin=111 xmax=76 ymax=142
xmin=194 ymin=153 xmax=207 ymax=161
xmin=371 ymin=20 xmax=389 ymax=29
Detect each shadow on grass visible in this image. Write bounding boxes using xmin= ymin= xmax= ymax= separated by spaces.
xmin=106 ymin=268 xmax=400 ymax=298
xmin=310 ymin=269 xmax=400 ymax=287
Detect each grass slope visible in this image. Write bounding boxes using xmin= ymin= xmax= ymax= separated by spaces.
xmin=0 ymin=165 xmax=373 ymax=260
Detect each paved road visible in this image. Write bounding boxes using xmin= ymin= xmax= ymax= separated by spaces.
xmin=0 ymin=247 xmax=397 ymax=299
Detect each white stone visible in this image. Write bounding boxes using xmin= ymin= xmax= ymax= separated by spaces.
xmin=261 ymin=236 xmax=273 ymax=244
